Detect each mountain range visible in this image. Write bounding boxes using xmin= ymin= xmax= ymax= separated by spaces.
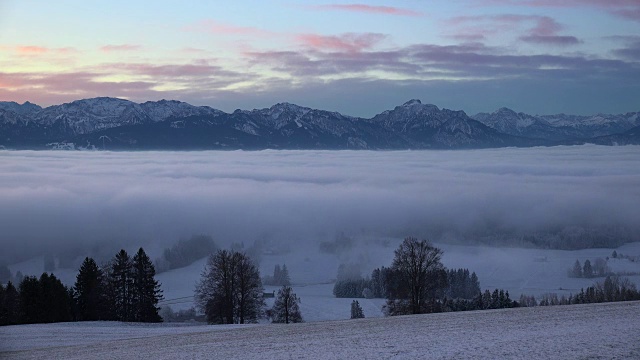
xmin=1 ymin=97 xmax=638 ymax=150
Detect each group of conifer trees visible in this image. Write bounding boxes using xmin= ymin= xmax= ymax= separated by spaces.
xmin=521 ymin=275 xmax=640 ymax=307
xmin=0 ymin=248 xmax=162 ymax=326
xmin=334 ymin=265 xmax=481 ymax=302
xmin=0 ymin=273 xmax=72 ymax=325
xmin=263 ymin=264 xmax=291 ymax=286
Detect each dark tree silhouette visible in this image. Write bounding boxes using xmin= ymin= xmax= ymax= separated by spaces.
xmin=446 ymin=269 xmax=481 ymax=299
xmin=233 ymin=251 xmax=263 ymax=324
xmin=18 ymin=276 xmax=42 ymax=324
xmin=74 ymin=257 xmax=106 ymax=321
xmin=18 ymin=273 xmax=72 ymax=324
xmin=272 ymin=285 xmax=302 ymax=323
xmin=386 ymin=237 xmax=446 ymax=315
xmin=1 ymin=282 xmax=19 ymax=325
xmin=132 ymin=248 xmax=163 ymax=322
xmin=350 ymin=300 xmax=364 ymax=319
xmin=110 ymin=250 xmax=134 ymax=321
xmin=195 ymin=250 xmax=264 ymax=324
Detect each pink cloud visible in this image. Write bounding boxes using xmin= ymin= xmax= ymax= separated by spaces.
xmin=528 ymin=16 xmax=562 ymax=36
xmin=16 ymin=46 xmax=48 ymax=55
xmin=0 ymin=59 xmax=252 ymax=107
xmin=100 ymin=44 xmax=142 ymax=52
xmin=12 ymin=46 xmax=79 ymax=57
xmin=296 ymin=33 xmax=386 ymax=52
xmin=313 ymin=4 xmax=423 ymax=16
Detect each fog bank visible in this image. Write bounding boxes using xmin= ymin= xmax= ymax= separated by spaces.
xmin=1 ymin=145 xmax=639 ymax=263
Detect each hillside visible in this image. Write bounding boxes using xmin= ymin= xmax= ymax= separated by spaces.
xmin=2 ymin=301 xmax=639 ymax=359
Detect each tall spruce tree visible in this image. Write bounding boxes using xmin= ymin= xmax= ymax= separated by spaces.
xmin=74 ymin=257 xmax=106 ymax=321
xmin=279 ymin=264 xmax=291 ymax=286
xmin=0 ymin=284 xmax=5 ymax=325
xmin=350 ymin=300 xmax=365 ymax=319
xmin=132 ymin=248 xmax=163 ymax=322
xmin=271 ymin=285 xmax=302 ymax=323
xmin=273 ymin=265 xmax=281 ymax=285
xmin=18 ymin=276 xmax=42 ymax=324
xmin=100 ymin=259 xmax=117 ymax=321
xmin=1 ymin=282 xmax=19 ymax=325
xmin=40 ymin=273 xmax=72 ymax=323
xmin=111 ymin=250 xmax=134 ymax=321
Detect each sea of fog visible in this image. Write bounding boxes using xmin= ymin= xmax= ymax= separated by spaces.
xmin=1 ymin=145 xmax=639 ymax=263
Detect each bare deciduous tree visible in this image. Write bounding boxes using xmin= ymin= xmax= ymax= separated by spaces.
xmin=195 ymin=250 xmax=264 ymax=324
xmin=386 ymin=237 xmax=446 ymax=315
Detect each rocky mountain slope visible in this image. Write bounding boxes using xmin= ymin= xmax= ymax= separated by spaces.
xmin=473 ymin=108 xmax=640 ymax=141
xmin=0 ymin=97 xmax=636 ymax=149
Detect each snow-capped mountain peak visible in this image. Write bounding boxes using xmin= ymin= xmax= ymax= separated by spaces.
xmin=0 ymin=100 xmax=43 ymax=115
xmin=1 ymin=97 xmax=638 ymax=149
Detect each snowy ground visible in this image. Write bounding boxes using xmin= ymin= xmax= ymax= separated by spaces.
xmin=2 ymin=301 xmax=639 ymax=359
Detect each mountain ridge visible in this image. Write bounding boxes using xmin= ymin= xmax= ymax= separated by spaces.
xmin=0 ymin=97 xmax=638 ymax=150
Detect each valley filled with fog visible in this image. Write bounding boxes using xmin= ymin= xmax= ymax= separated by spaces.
xmin=1 ymin=145 xmax=639 ymax=265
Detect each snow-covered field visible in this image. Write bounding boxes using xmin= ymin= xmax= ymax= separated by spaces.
xmin=2 ymin=301 xmax=639 ymax=359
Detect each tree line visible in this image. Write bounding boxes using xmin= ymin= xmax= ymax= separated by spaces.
xmin=0 ymin=248 xmax=163 ymax=326
xmin=263 ymin=264 xmax=291 ymax=286
xmin=362 ymin=237 xmax=639 ymax=316
xmin=520 ymin=275 xmax=640 ymax=307
xmin=568 ymin=258 xmax=611 ymax=278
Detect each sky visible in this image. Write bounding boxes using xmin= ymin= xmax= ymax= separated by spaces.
xmin=0 ymin=0 xmax=639 ymax=116
xmin=1 ymin=146 xmax=638 ymax=264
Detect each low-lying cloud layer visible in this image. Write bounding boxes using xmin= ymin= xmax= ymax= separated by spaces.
xmin=1 ymin=146 xmax=639 ymax=264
